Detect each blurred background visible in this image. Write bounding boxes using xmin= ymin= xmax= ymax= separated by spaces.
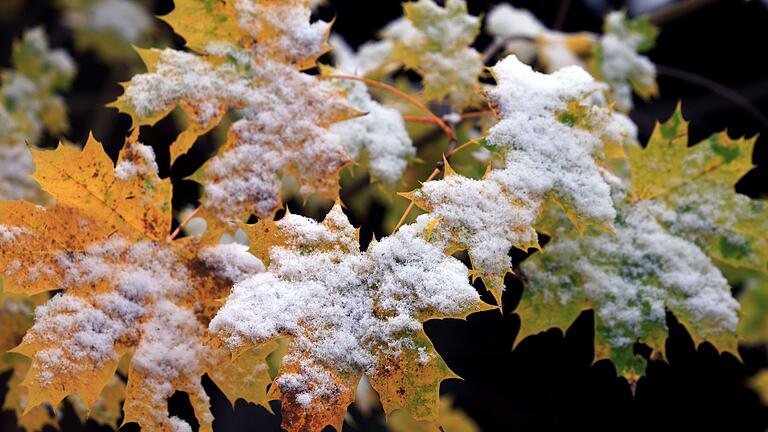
xmin=1 ymin=0 xmax=767 ymax=431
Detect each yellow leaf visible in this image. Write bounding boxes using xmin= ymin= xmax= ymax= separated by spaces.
xmin=211 ymin=205 xmax=491 ymax=431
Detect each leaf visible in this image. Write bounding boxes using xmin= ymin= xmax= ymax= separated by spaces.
xmin=161 ymin=0 xmax=241 ymax=53
xmin=406 ymin=56 xmax=630 ymax=303
xmin=1 ymin=27 xmax=75 ymax=202
xmin=590 ymin=11 xmax=659 ymax=111
xmin=211 ymin=206 xmax=492 ymax=431
xmin=385 ymin=0 xmax=484 ymax=109
xmin=738 ymin=276 xmax=768 ymax=345
xmin=630 ymin=106 xmax=767 ymax=272
xmin=387 ymin=396 xmax=479 ymax=432
xmin=519 ymin=201 xmax=740 ymax=380
xmin=0 ymin=135 xmax=271 ymax=431
xmin=112 ymin=0 xmax=359 ymax=218
xmin=749 ymin=370 xmax=768 ymax=405
xmin=208 ymin=341 xmax=279 ymax=408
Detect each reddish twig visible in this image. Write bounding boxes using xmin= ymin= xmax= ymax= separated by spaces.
xmin=319 ymin=74 xmax=456 ymax=141
xmin=168 ymin=206 xmax=201 ymax=241
xmin=391 ymin=138 xmax=482 ymax=234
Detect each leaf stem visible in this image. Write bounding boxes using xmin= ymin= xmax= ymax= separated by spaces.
xmin=391 ymin=137 xmax=481 ymax=234
xmin=168 ymin=206 xmax=201 ymax=241
xmin=319 ymin=74 xmax=456 ymax=141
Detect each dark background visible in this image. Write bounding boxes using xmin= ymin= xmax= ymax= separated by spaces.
xmin=2 ymin=0 xmax=768 ymax=431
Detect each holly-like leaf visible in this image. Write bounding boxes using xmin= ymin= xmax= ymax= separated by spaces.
xmin=0 ymin=135 xmax=272 ymax=431
xmin=210 ymin=206 xmax=492 ymax=431
xmin=630 ymin=106 xmax=767 ymax=272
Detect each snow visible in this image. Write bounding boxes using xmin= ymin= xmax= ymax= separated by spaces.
xmin=131 ymin=300 xmax=210 ymax=428
xmin=15 ymin=237 xmax=203 ymax=422
xmin=486 ymin=4 xmax=545 ymax=39
xmin=234 ymin=0 xmax=329 ymax=65
xmin=597 ymin=12 xmax=657 ymax=111
xmin=198 ymin=243 xmax=265 ymax=283
xmin=329 ymin=35 xmax=394 ymax=77
xmin=378 ymin=0 xmax=484 ymax=108
xmin=115 ymin=143 xmax=158 ymax=180
xmin=123 ymin=49 xmax=251 ymax=126
xmin=417 ymin=174 xmax=539 ymax=279
xmin=210 ymin=206 xmax=482 ymax=403
xmin=201 ymin=60 xmax=354 ymax=218
xmin=330 ymin=80 xmax=415 ymax=184
xmin=87 ymin=0 xmax=152 ymax=42
xmin=486 ymin=55 xmax=618 ymax=226
xmin=0 ymin=225 xmax=30 ymax=244
xmin=523 ymin=201 xmax=739 ymax=349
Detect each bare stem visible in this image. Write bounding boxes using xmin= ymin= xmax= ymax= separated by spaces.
xmin=319 ymin=74 xmax=456 ymax=141
xmin=553 ymin=0 xmax=572 ymax=30
xmin=391 ymin=137 xmax=481 ymax=234
xmin=656 ymin=64 xmax=768 ymax=131
xmin=482 ymin=35 xmax=536 ymax=64
xmin=168 ymin=207 xmax=201 ymax=241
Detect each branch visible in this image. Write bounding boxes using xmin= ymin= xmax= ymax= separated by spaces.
xmin=391 ymin=138 xmax=482 ymax=234
xmin=319 ymin=74 xmax=456 ymax=141
xmin=168 ymin=207 xmax=201 ymax=241
xmin=655 ymin=64 xmax=768 ymax=132
xmin=553 ymin=0 xmax=572 ymax=30
xmin=482 ymin=35 xmax=536 ymax=65
xmin=647 ymin=0 xmax=720 ymax=26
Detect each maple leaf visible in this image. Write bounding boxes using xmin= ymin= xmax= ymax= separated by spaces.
xmin=0 ymin=134 xmax=273 ymax=431
xmin=405 ymin=56 xmax=632 ymax=304
xmin=1 ymin=28 xmax=76 ymax=201
xmin=111 ymin=0 xmax=359 ymax=221
xmin=738 ymin=276 xmax=768 ymax=345
xmin=484 ymin=6 xmax=657 ymax=112
xmin=388 ymin=396 xmax=479 ymax=432
xmin=629 ymin=106 xmax=767 ymax=273
xmin=590 ymin=11 xmax=659 ymax=112
xmin=59 ymin=0 xmax=153 ymax=63
xmin=383 ymin=0 xmax=484 ymax=109
xmin=210 ymin=206 xmax=492 ymax=431
xmin=519 ymin=198 xmax=740 ymax=380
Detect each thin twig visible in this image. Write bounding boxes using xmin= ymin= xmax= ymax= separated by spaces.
xmin=391 ymin=137 xmax=481 ymax=234
xmin=482 ymin=35 xmax=536 ymax=64
xmin=656 ymin=64 xmax=768 ymax=132
xmin=647 ymin=0 xmax=719 ymax=26
xmin=461 ymin=110 xmax=494 ymax=120
xmin=168 ymin=207 xmax=201 ymax=241
xmin=402 ymin=115 xmax=440 ymax=124
xmin=553 ymin=0 xmax=572 ymax=30
xmin=319 ymin=74 xmax=455 ymax=141
xmin=392 ymin=168 xmax=440 ymax=234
